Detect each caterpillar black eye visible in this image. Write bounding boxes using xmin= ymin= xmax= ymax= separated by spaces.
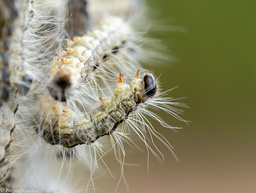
xmin=143 ymin=73 xmax=156 ymax=97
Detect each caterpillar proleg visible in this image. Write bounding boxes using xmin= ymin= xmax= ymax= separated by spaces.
xmin=0 ymin=0 xmax=187 ymax=191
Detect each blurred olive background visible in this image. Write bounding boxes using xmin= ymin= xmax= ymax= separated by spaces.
xmin=98 ymin=1 xmax=256 ymax=193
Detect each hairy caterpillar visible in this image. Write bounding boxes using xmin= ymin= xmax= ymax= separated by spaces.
xmin=0 ymin=0 xmax=186 ymax=192
xmin=0 ymin=0 xmax=33 ymax=187
xmin=41 ymin=71 xmax=156 ymax=147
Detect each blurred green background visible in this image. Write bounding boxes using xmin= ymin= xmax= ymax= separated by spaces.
xmin=99 ymin=0 xmax=256 ymax=193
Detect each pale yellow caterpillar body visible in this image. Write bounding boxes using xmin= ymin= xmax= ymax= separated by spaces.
xmin=0 ymin=0 xmax=187 ymax=192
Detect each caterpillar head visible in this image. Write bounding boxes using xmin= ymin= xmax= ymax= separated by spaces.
xmin=47 ymin=67 xmax=73 ymax=102
xmin=130 ymin=70 xmax=157 ymax=104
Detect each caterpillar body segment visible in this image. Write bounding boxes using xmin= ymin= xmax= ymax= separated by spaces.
xmin=41 ymin=71 xmax=155 ymax=148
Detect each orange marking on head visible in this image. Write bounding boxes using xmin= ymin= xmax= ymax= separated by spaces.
xmin=99 ymin=97 xmax=104 ymax=103
xmin=135 ymin=69 xmax=140 ymax=78
xmin=118 ymin=73 xmax=124 ymax=83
